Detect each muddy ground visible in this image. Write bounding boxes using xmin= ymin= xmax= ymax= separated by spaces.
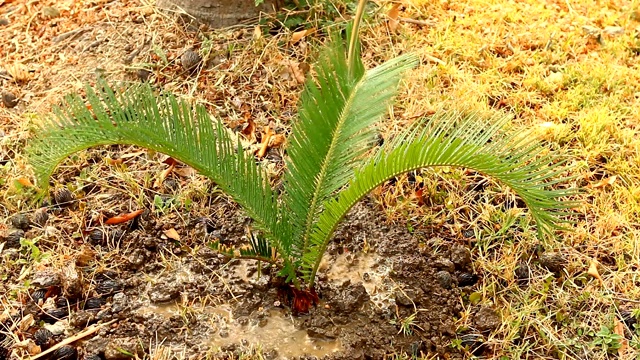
xmin=1 ymin=198 xmax=500 ymax=359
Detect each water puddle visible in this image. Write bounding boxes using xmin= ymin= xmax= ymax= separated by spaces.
xmin=138 ymin=303 xmax=341 ymax=358
xmin=324 ymin=252 xmax=396 ymax=309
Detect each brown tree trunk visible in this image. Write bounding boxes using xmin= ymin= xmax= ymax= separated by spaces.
xmin=156 ymin=0 xmax=279 ymax=28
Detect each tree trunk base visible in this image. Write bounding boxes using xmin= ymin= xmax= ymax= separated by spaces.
xmin=156 ymin=0 xmax=279 ymax=28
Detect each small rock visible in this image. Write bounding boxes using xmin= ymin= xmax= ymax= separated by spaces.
xmin=33 ymin=328 xmax=54 ymax=348
xmin=539 ymin=252 xmax=566 ymax=274
xmin=514 ymin=262 xmax=530 ymax=283
xmin=582 ymin=25 xmax=601 ymax=36
xmin=136 ymin=69 xmax=152 ymax=82
xmin=95 ymin=279 xmax=120 ymax=296
xmin=53 ymin=188 xmax=74 ymax=206
xmin=43 ymin=322 xmax=66 ymax=336
xmin=0 ymin=18 xmax=9 ymax=26
xmin=450 ymin=245 xmax=472 ymax=268
xmin=126 ymin=248 xmax=146 ymax=269
xmin=32 ymin=269 xmax=61 ymax=287
xmin=603 ymin=26 xmax=624 ymax=36
xmin=32 ymin=288 xmax=48 ymax=304
xmin=56 ymin=297 xmax=69 ymax=308
xmin=2 ymin=92 xmax=18 ymax=108
xmin=88 ymin=229 xmax=105 ymax=245
xmin=474 ymin=306 xmax=501 ymax=331
xmin=433 ymin=259 xmax=455 ymax=273
xmin=110 ymin=293 xmax=128 ymax=313
xmin=181 ymin=49 xmax=201 ymax=71
xmin=84 ymin=297 xmax=105 ymax=310
xmin=394 ymin=289 xmax=415 ymax=306
xmin=163 ymin=178 xmax=179 ymax=192
xmin=41 ymin=308 xmax=69 ymax=323
xmin=436 ymin=271 xmax=453 ymax=289
xmin=61 ymin=263 xmax=83 ymax=299
xmin=10 ymin=213 xmax=30 ymax=230
xmin=458 ymin=272 xmax=478 ymax=286
xmin=5 ymin=229 xmax=25 ymax=248
xmin=32 ymin=208 xmax=49 ymax=227
xmin=462 ymin=229 xmax=476 ymax=238
xmin=69 ymin=310 xmax=96 ymax=328
xmin=148 ymin=281 xmax=180 ymax=303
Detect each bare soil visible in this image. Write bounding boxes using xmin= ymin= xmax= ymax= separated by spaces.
xmin=2 ymin=200 xmax=489 ymax=359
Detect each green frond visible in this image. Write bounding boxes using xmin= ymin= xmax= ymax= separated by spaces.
xmin=282 ymin=35 xmax=418 ymax=258
xmin=27 ymin=81 xmax=291 ymax=266
xmin=302 ymin=110 xmax=580 ymax=285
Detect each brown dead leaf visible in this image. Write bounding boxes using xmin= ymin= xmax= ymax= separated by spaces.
xmin=587 ymin=260 xmax=603 ymax=285
xmin=154 ymin=163 xmax=175 ymax=188
xmin=105 ymin=209 xmax=144 ymax=225
xmin=388 ymin=3 xmax=401 ymax=32
xmin=161 ymin=156 xmax=178 ymax=166
xmin=587 ymin=175 xmax=617 ymax=189
xmin=614 ymin=319 xmax=629 ymax=356
xmin=174 ymin=166 xmax=196 ymax=177
xmin=269 ymin=134 xmax=286 ymax=148
xmin=18 ymin=313 xmax=35 ymax=331
xmin=241 ymin=117 xmax=256 ymax=141
xmin=163 ymin=228 xmax=180 ymax=241
xmin=291 ymin=28 xmax=314 ymax=44
xmin=256 ymin=126 xmax=275 ymax=159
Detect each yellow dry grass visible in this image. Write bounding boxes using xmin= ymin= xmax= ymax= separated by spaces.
xmin=1 ymin=0 xmax=640 ymax=359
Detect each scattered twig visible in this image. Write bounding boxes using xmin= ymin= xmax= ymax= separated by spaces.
xmin=82 ymin=39 xmax=104 ymax=53
xmin=31 ymin=320 xmax=117 ymax=360
xmin=398 ymin=17 xmax=436 ymax=27
xmin=52 ymin=27 xmax=91 ymax=44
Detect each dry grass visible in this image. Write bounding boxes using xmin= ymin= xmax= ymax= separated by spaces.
xmin=2 ymin=0 xmax=640 ymax=359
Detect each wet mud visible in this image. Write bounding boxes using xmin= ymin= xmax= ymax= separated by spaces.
xmin=2 ymin=201 xmax=476 ymax=359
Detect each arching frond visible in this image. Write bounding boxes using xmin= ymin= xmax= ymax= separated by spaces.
xmin=302 ymin=110 xmax=579 ymax=285
xmin=26 ymin=82 xmax=295 ymax=275
xmin=282 ymin=35 xmax=418 ymax=258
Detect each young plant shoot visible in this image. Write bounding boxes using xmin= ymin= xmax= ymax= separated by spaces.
xmin=27 ymin=1 xmax=577 ymax=312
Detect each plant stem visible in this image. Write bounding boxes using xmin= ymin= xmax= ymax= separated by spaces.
xmin=347 ymin=0 xmax=367 ymax=72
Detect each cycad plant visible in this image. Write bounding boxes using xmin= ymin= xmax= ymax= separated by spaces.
xmin=27 ymin=1 xmax=576 ymax=312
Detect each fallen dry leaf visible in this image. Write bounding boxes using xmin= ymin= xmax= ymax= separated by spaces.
xmin=241 ymin=117 xmax=256 ymax=141
xmin=174 ymin=166 xmax=196 ymax=177
xmin=388 ymin=3 xmax=401 ymax=32
xmin=163 ymin=228 xmax=180 ymax=241
xmin=256 ymin=126 xmax=275 ymax=158
xmin=105 ymin=209 xmax=144 ymax=225
xmin=614 ymin=319 xmax=629 ymax=356
xmin=154 ymin=163 xmax=175 ymax=188
xmin=269 ymin=134 xmax=286 ymax=148
xmin=291 ymin=28 xmax=314 ymax=43
xmin=587 ymin=260 xmax=603 ymax=285
xmin=587 ymin=175 xmax=617 ymax=189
